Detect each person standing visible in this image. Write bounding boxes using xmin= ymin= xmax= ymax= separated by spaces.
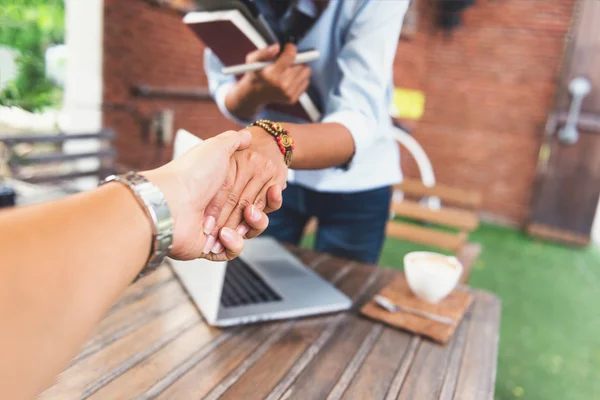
xmin=203 ymin=0 xmax=408 ymax=263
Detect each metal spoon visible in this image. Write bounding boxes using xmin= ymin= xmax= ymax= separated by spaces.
xmin=374 ymin=295 xmax=455 ymax=325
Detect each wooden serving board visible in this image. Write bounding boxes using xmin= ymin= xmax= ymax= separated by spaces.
xmin=360 ymin=273 xmax=473 ymax=344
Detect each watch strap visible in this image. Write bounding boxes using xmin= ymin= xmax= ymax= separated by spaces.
xmin=101 ymin=172 xmax=173 ymax=280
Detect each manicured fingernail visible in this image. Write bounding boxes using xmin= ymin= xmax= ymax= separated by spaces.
xmin=236 ymin=224 xmax=249 ymax=236
xmin=250 ymin=205 xmax=260 ymax=221
xmin=203 ymin=235 xmax=216 ymax=254
xmin=203 ymin=215 xmax=215 ymax=235
xmin=221 ymin=227 xmax=235 ymax=242
xmin=211 ymin=241 xmax=224 ymax=254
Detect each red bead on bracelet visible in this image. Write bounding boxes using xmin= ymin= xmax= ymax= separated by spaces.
xmin=251 ymin=119 xmax=294 ymax=167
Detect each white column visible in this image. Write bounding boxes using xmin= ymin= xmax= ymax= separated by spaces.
xmin=62 ymin=0 xmax=104 ymax=189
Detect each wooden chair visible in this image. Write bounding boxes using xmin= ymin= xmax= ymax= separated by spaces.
xmin=388 ymin=179 xmax=483 ymax=283
xmin=0 ymin=129 xmax=117 ymax=185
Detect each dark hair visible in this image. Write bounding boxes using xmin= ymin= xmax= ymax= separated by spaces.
xmin=438 ymin=0 xmax=475 ymax=31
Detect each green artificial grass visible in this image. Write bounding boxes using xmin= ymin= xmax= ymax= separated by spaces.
xmin=302 ymin=223 xmax=600 ymax=400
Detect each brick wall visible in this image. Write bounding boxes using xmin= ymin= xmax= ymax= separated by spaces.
xmin=103 ymin=0 xmax=237 ymax=171
xmin=103 ymin=0 xmax=576 ymax=223
xmin=394 ymin=0 xmax=577 ymax=222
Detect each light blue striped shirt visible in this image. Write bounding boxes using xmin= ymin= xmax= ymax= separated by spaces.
xmin=205 ymin=0 xmax=409 ymax=193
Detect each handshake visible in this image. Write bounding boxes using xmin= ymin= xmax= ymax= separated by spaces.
xmin=142 ymin=44 xmax=314 ymax=261
xmin=143 ymin=128 xmax=289 ymax=262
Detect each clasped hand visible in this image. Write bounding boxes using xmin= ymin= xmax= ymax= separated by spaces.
xmin=144 ymin=44 xmax=311 ymax=261
xmin=224 ymin=43 xmax=312 ymax=120
xmin=144 ymin=128 xmax=287 ymax=262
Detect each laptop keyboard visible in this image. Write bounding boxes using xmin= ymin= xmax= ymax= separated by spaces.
xmin=220 ymin=258 xmax=282 ymax=308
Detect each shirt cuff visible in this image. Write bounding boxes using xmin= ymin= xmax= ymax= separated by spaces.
xmin=322 ymin=110 xmax=372 ymax=166
xmin=214 ymin=82 xmax=253 ymax=127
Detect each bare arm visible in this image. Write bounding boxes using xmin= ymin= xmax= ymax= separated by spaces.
xmin=0 ymin=184 xmax=153 ymax=399
xmin=245 ymin=122 xmax=355 ymax=170
xmin=0 ymin=131 xmax=271 ymax=399
xmin=223 ymin=44 xmax=355 ymax=170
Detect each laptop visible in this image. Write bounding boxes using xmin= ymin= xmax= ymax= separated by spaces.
xmin=168 ymin=130 xmax=351 ymax=326
xmin=168 ymin=237 xmax=351 ymax=326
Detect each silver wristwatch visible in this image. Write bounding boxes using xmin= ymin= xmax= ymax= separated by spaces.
xmin=100 ymin=172 xmax=174 ymax=280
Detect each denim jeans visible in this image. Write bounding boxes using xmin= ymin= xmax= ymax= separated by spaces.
xmin=263 ymin=183 xmax=392 ymax=263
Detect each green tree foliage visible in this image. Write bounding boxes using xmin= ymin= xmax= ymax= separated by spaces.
xmin=0 ymin=0 xmax=65 ymax=111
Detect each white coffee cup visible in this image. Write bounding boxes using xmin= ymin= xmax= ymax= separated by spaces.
xmin=404 ymin=251 xmax=463 ymax=304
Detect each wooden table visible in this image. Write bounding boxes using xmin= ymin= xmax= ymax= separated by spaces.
xmin=40 ymin=248 xmax=501 ymax=400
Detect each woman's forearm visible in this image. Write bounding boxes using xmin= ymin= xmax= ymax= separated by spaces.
xmin=285 ymin=122 xmax=355 ymax=170
xmin=0 ymin=183 xmax=150 ymax=399
xmin=245 ymin=122 xmax=355 ymax=170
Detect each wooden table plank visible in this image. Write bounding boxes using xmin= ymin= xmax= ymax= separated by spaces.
xmin=452 ymin=292 xmax=501 ymax=400
xmin=279 ymin=315 xmax=375 ymax=399
xmin=340 ymin=327 xmax=415 ymax=400
xmin=73 ymin=279 xmax=188 ymax=364
xmin=395 ymin=335 xmax=462 ymax=399
xmin=274 ymin=265 xmax=393 ymax=400
xmin=40 ymin=248 xmax=500 ymax=400
xmin=383 ymin=337 xmax=421 ymax=400
xmin=155 ymin=257 xmax=357 ymax=400
xmin=39 ymin=302 xmax=199 ymax=399
xmin=263 ymin=266 xmax=392 ymax=400
xmin=92 ymin=250 xmax=334 ymax=399
xmin=129 ymin=327 xmax=237 ymax=399
xmin=203 ymin=322 xmax=297 ymax=400
xmin=287 ymin=246 xmax=332 ymax=269
xmin=391 ymin=291 xmax=475 ymax=400
xmin=313 ymin=257 xmax=355 ymax=282
xmin=326 ymin=323 xmax=384 ymax=400
xmin=152 ymin=323 xmax=284 ymax=399
xmin=438 ymin=315 xmax=471 ymax=400
xmin=108 ymin=266 xmax=174 ymax=314
xmin=262 ymin=263 xmax=381 ymax=400
xmin=217 ymin=317 xmax=331 ymax=400
xmin=214 ymin=258 xmax=356 ymax=400
xmin=89 ymin=321 xmax=221 ymax=399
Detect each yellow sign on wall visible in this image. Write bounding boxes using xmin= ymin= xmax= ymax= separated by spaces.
xmin=391 ymin=87 xmax=426 ymax=120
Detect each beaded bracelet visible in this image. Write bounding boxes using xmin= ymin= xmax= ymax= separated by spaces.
xmin=250 ymin=119 xmax=295 ymax=167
